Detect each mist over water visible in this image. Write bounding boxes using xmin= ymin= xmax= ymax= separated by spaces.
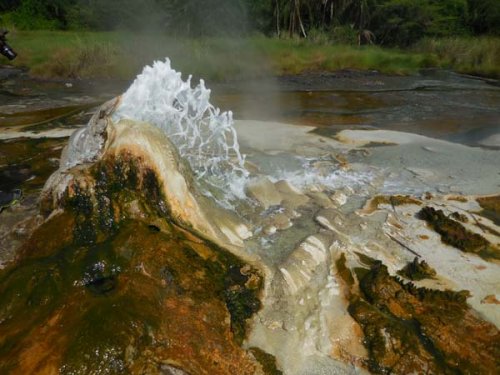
xmin=69 ymin=0 xmax=285 ymax=130
xmin=105 ymin=1 xmax=286 ymax=202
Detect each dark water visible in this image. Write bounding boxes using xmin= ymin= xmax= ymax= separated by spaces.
xmin=211 ymin=70 xmax=500 ymax=146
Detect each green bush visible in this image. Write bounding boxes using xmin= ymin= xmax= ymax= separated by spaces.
xmin=306 ymin=28 xmax=332 ymax=45
xmin=370 ymin=0 xmax=469 ymax=46
xmin=415 ymin=36 xmax=500 ymax=77
xmin=4 ymin=0 xmax=74 ymax=30
xmin=330 ymin=25 xmax=359 ymax=45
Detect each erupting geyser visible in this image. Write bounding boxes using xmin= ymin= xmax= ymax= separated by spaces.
xmin=114 ymin=59 xmax=249 ymax=199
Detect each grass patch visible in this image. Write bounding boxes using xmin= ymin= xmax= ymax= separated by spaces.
xmin=415 ymin=36 xmax=500 ymax=78
xmin=6 ymin=31 xmax=500 ymax=80
xmin=8 ymin=30 xmax=273 ymax=80
xmin=5 ymin=30 xmax=431 ymax=80
xmin=8 ymin=30 xmax=124 ymax=78
xmin=252 ymin=36 xmax=429 ymax=75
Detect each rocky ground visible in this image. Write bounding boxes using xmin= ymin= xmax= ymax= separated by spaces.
xmin=0 ymin=68 xmax=499 ymax=374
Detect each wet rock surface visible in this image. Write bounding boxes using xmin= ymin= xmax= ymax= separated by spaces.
xmin=1 ymin=69 xmax=499 ymax=374
xmin=477 ymin=195 xmax=500 ymax=226
xmin=418 ymin=206 xmax=499 ymax=261
xmin=0 ymin=154 xmax=270 ymax=374
xmin=1 ymin=114 xmax=499 ymax=374
xmin=397 ymin=257 xmax=437 ymax=281
xmin=0 ymin=137 xmax=68 ymax=267
xmin=0 ymin=137 xmax=65 ymax=193
xmin=347 ymin=263 xmax=500 ymax=374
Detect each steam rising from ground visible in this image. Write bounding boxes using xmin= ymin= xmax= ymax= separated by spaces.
xmin=114 ymin=59 xmax=249 ymax=198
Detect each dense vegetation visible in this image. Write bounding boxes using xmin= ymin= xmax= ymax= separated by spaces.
xmin=1 ymin=1 xmax=499 ymax=79
xmin=1 ymin=0 xmax=499 ymax=46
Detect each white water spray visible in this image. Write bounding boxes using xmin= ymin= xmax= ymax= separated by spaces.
xmin=113 ymin=59 xmax=249 ymax=199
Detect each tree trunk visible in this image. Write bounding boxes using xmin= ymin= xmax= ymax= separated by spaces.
xmin=275 ymin=0 xmax=281 ymax=37
xmin=295 ymin=0 xmax=307 ymax=38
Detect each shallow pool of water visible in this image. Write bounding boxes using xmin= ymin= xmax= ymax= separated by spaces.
xmin=211 ymin=70 xmax=500 ymax=146
xmin=0 ymin=68 xmax=499 ymax=195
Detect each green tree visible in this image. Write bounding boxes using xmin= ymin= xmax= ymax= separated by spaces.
xmin=369 ymin=0 xmax=468 ymax=46
xmin=67 ymin=0 xmax=167 ymax=31
xmin=164 ymin=0 xmax=249 ymax=37
xmin=8 ymin=0 xmax=76 ymax=29
xmin=468 ymin=0 xmax=500 ymax=35
xmin=245 ymin=0 xmax=274 ymax=34
xmin=0 ymin=0 xmax=21 ymax=13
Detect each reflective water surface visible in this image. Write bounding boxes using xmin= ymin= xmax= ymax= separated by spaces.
xmin=1 ymin=67 xmax=499 ymax=197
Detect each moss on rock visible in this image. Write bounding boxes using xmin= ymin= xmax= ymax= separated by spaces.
xmin=397 ymin=257 xmax=436 ymax=281
xmin=0 ymin=152 xmax=270 ymax=375
xmin=363 ymin=195 xmax=422 ymax=214
xmin=477 ymin=195 xmax=500 ymax=226
xmin=418 ymin=206 xmax=498 ymax=261
xmin=249 ymin=347 xmax=283 ymax=375
xmin=347 ymin=263 xmax=500 ymax=374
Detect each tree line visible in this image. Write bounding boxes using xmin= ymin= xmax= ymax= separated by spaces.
xmin=1 ymin=0 xmax=499 ymax=46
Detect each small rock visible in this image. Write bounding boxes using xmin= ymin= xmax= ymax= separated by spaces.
xmin=246 ymin=177 xmax=282 ymax=209
xmin=273 ymin=213 xmax=292 ymax=230
xmin=307 ymin=191 xmax=334 ymax=208
xmin=481 ymin=295 xmax=500 ymax=305
xmin=330 ymin=191 xmax=348 ymax=207
xmin=263 ymin=225 xmax=277 ymax=235
xmin=276 ymin=180 xmax=310 ymax=209
xmin=275 ymin=180 xmax=301 ymax=195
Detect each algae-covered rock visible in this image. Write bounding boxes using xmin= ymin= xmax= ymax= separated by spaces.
xmin=43 ymin=117 xmax=255 ymax=261
xmin=361 ymin=195 xmax=421 ymax=215
xmin=397 ymin=257 xmax=436 ymax=281
xmin=477 ymin=195 xmax=500 ymax=226
xmin=0 ymin=104 xmax=275 ymax=374
xmin=418 ymin=206 xmax=498 ymax=260
xmin=348 ymin=263 xmax=500 ymax=374
xmin=450 ymin=211 xmax=469 ymax=223
xmin=0 ymin=164 xmax=269 ymax=374
xmin=0 ymin=219 xmax=267 ymax=374
xmin=3 ymin=84 xmax=500 ymax=375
